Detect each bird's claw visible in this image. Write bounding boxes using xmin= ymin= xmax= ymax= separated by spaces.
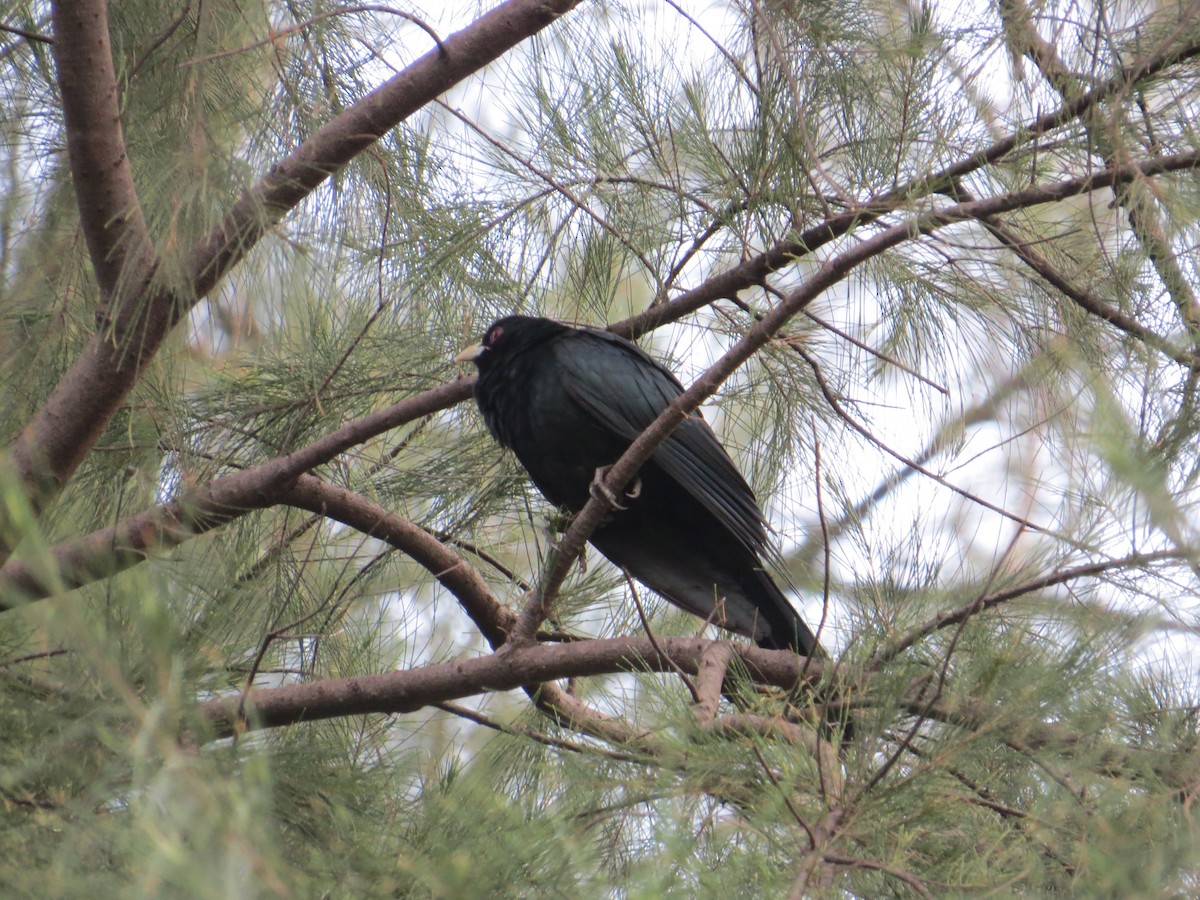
xmin=626 ymin=477 xmax=642 ymax=501
xmin=590 ymin=466 xmax=642 ymax=510
xmin=590 ymin=468 xmax=626 ymax=509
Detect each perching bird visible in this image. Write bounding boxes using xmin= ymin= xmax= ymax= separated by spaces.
xmin=456 ymin=315 xmax=822 ymax=659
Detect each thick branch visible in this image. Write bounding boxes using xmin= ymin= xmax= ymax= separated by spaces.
xmin=693 ymin=640 xmax=735 ymax=722
xmin=50 ymin=0 xmax=157 ymax=305
xmin=9 ymin=3 xmax=164 ymax=510
xmin=183 ymin=0 xmax=578 ymax=305
xmin=200 ymin=636 xmax=820 ymax=739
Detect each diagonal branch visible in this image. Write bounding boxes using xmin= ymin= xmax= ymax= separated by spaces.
xmin=50 ymin=1 xmax=157 ymax=308
xmin=789 ymin=360 xmax=1037 ymax=569
xmin=616 ymin=35 xmax=1200 ymax=342
xmin=871 ymin=548 xmax=1189 ymax=667
xmin=0 ymin=378 xmax=472 ymax=603
xmin=1000 ymin=0 xmax=1200 ymax=336
xmin=280 ymin=475 xmax=514 ymax=648
xmin=791 ymin=342 xmax=1061 ymax=536
xmin=8 ymin=2 xmax=165 ymax=511
xmin=951 ymin=187 xmax=1198 ymax=367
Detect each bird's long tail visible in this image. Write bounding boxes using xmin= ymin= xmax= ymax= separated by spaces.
xmin=749 ymin=569 xmax=823 ymax=658
xmin=750 ymin=572 xmax=853 ymax=740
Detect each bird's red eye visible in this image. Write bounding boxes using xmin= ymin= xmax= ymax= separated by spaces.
xmin=487 ymin=325 xmax=504 ymax=346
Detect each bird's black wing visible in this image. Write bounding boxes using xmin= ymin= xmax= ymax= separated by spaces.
xmin=555 ymin=329 xmax=772 ymax=557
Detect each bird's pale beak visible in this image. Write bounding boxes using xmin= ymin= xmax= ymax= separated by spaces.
xmin=454 ymin=343 xmax=485 ymax=364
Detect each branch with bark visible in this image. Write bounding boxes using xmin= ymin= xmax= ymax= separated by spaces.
xmin=201 ymin=635 xmax=822 ymax=739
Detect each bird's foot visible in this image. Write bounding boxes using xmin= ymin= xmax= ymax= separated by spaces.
xmin=590 ymin=465 xmax=642 ymax=510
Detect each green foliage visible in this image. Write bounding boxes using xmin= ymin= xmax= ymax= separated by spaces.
xmin=2 ymin=0 xmax=1200 ymax=895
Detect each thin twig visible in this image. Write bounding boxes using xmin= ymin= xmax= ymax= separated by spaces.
xmin=183 ymin=5 xmax=445 ymax=66
xmin=0 ymin=20 xmax=52 ymax=45
xmin=752 ymin=744 xmax=817 ymax=846
xmin=433 ymin=700 xmax=644 ymax=762
xmin=624 ymin=571 xmax=700 ymax=702
xmin=0 ymin=647 xmax=69 ymax=667
xmin=801 ymin=310 xmax=950 ymax=394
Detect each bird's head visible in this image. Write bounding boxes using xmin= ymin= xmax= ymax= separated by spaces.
xmin=453 ymin=315 xmax=567 ymax=372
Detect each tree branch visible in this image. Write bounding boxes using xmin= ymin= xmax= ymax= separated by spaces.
xmin=898 ymin=690 xmax=1200 ymax=796
xmin=0 ymin=378 xmax=472 ymax=603
xmin=281 ymin=475 xmax=515 ymax=648
xmin=872 ymin=549 xmax=1190 ymax=667
xmin=788 ymin=360 xmax=1034 ymax=569
xmin=50 ymin=0 xmax=156 ymax=304
xmin=7 ymin=2 xmax=164 ymax=513
xmin=1000 ymin=0 xmax=1200 ymax=336
xmin=955 ymin=189 xmax=1197 ymax=367
xmin=200 ymin=636 xmax=821 ymax=739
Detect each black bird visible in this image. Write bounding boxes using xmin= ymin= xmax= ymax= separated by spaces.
xmin=456 ymin=315 xmax=822 ymax=658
